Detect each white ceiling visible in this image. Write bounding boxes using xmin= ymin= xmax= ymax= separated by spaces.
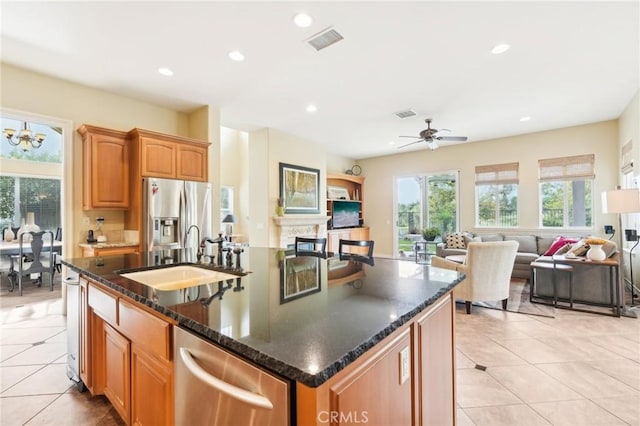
xmin=1 ymin=1 xmax=638 ymax=159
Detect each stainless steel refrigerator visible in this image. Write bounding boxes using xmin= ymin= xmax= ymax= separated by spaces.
xmin=142 ymin=178 xmax=212 ymax=253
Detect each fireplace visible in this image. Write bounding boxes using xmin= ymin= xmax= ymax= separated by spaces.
xmin=272 ymin=216 xmax=330 ymax=248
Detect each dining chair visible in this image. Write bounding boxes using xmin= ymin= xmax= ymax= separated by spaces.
xmin=7 ymin=230 xmax=56 ymax=295
xmin=338 ymin=239 xmax=374 ymax=258
xmin=54 ymin=227 xmax=63 ymax=274
xmin=294 ymin=237 xmax=327 ymax=255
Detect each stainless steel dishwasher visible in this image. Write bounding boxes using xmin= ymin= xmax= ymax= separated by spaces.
xmin=173 ymin=326 xmax=290 ymax=426
xmin=65 ymin=269 xmax=86 ymax=392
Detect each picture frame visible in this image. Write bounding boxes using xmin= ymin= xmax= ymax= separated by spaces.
xmin=280 ymin=255 xmax=322 ymax=303
xmin=327 ymin=185 xmax=350 ymax=200
xmin=279 ymin=162 xmax=320 ymax=214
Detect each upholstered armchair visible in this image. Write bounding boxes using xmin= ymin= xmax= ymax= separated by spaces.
xmin=431 ymin=241 xmax=519 ymax=314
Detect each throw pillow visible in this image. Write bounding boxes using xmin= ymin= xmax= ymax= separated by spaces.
xmin=464 ymin=235 xmax=481 ymax=247
xmin=543 ymin=236 xmax=578 ymax=256
xmin=446 ymin=232 xmax=466 ymax=249
xmin=567 ymin=240 xmax=590 ymax=257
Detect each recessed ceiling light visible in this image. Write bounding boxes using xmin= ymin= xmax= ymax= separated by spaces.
xmin=293 ymin=13 xmax=313 ymax=28
xmin=306 ymin=104 xmax=317 ymax=113
xmin=491 ymin=43 xmax=511 ymax=55
xmin=388 ymin=141 xmax=396 ymax=145
xmin=228 ymin=50 xmax=245 ymax=62
xmin=157 ymin=67 xmax=173 ymax=76
xmin=520 ymin=116 xmax=531 ymax=122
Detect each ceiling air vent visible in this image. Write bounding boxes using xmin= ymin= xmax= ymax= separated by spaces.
xmin=394 ymin=109 xmax=417 ymax=119
xmin=307 ymin=27 xmax=344 ymax=51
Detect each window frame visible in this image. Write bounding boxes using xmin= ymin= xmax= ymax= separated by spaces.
xmin=538 ymin=154 xmax=594 ymax=229
xmin=474 ymin=162 xmax=519 ymax=228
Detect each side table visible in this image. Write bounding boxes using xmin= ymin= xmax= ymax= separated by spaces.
xmin=415 ymin=241 xmax=438 ymax=264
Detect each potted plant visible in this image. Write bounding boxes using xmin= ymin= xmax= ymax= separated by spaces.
xmin=422 ymin=227 xmax=440 ymax=241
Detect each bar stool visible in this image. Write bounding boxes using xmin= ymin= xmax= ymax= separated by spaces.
xmin=530 ymin=260 xmax=574 ymax=308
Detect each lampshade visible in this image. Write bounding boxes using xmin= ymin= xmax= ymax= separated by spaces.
xmin=602 ymin=188 xmax=640 ymax=214
xmin=222 ymin=214 xmax=236 ymax=223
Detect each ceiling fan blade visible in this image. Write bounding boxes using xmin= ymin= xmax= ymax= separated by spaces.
xmin=398 ymin=139 xmax=425 ymax=149
xmin=399 ymin=135 xmax=421 ymax=138
xmin=437 ymin=136 xmax=468 ymax=142
xmin=434 ymin=128 xmax=451 ymax=134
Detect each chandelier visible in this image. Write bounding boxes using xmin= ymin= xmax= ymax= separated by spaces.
xmin=3 ymin=121 xmax=45 ymax=152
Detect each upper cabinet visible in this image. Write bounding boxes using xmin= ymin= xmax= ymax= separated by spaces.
xmin=78 ymin=125 xmax=130 ymax=210
xmin=130 ymin=129 xmax=209 ymax=182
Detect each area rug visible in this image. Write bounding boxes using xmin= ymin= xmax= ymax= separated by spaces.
xmin=460 ymin=278 xmax=556 ymax=318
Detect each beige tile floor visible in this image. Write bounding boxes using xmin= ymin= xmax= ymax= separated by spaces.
xmin=1 ymin=281 xmax=639 ymax=425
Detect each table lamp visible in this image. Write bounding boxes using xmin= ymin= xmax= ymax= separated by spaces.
xmin=602 ymin=187 xmax=640 ymax=315
xmin=222 ymin=214 xmax=236 ymax=240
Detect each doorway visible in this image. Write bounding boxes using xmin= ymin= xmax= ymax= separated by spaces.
xmin=394 ymin=171 xmax=459 ymax=259
xmin=0 ymin=109 xmax=73 ymax=284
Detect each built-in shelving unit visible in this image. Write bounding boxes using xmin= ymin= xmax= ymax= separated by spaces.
xmin=326 ymin=173 xmax=369 ymax=252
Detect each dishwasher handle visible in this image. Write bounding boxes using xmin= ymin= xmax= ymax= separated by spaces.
xmin=179 ymin=347 xmax=274 ymax=410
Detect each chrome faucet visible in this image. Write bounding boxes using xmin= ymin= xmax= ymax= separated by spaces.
xmin=187 ymin=225 xmax=202 ymax=262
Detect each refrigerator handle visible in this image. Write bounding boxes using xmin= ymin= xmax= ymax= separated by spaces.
xmin=180 ymin=184 xmax=187 ymax=248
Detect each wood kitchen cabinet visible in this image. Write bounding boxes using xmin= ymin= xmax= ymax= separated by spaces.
xmin=78 ymin=125 xmax=130 ymax=210
xmin=297 ymin=291 xmax=456 ymax=426
xmin=416 ymin=294 xmax=455 ymax=426
xmin=103 ymin=323 xmax=131 ymax=424
xmin=80 ymin=245 xmax=139 ymax=258
xmin=125 ymin=128 xmax=210 ymax=233
xmin=130 ymin=128 xmax=209 ymax=182
xmin=84 ymin=278 xmax=175 ymax=426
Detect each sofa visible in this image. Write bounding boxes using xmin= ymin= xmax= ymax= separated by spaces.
xmin=436 ymin=232 xmax=573 ymax=280
xmin=436 ymin=232 xmax=619 ymax=308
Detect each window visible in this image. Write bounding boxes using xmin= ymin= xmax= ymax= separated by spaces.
xmin=220 ymin=186 xmax=234 ymax=233
xmin=0 ymin=176 xmax=61 ymax=231
xmin=539 ymin=154 xmax=594 ymax=228
xmin=475 ymin=162 xmax=518 ymax=227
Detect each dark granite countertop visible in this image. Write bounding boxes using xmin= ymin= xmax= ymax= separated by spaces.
xmin=61 ymin=247 xmax=463 ymax=387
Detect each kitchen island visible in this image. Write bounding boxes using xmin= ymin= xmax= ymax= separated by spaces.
xmin=62 ymin=247 xmax=463 ymax=425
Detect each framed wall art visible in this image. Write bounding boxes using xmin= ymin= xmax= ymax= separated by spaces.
xmin=279 ymin=162 xmax=320 ymax=214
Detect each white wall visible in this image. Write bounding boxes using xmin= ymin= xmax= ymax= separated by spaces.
xmin=359 ymin=120 xmax=619 ymax=257
xmin=0 ymin=63 xmax=219 ymax=257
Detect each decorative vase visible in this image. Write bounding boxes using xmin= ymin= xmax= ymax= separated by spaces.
xmin=4 ymin=226 xmax=15 ymax=242
xmin=17 ymin=218 xmax=28 ymax=242
xmin=586 ymin=244 xmax=606 ymax=261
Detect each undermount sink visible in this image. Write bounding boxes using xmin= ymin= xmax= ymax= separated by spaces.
xmin=119 ymin=266 xmax=238 ymax=291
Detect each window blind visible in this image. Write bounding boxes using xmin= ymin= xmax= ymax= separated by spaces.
xmin=475 ymin=162 xmax=519 ymax=185
xmin=621 ymin=141 xmax=633 ymax=173
xmin=538 ymin=154 xmax=594 ymax=182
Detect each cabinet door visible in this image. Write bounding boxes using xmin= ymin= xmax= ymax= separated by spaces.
xmin=103 ymin=323 xmax=131 ymax=425
xmin=328 ymin=328 xmax=413 ymax=425
xmin=131 ymin=344 xmax=173 ymax=426
xmin=416 ymin=293 xmax=455 ymax=426
xmin=177 ymin=143 xmax=208 ymax=181
xmin=85 ymin=133 xmax=129 ymax=209
xmin=141 ymin=138 xmax=176 ymax=178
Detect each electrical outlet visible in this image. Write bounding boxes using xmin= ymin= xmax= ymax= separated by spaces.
xmin=82 ymin=216 xmax=91 ymax=226
xmin=399 ymin=346 xmax=410 ymax=384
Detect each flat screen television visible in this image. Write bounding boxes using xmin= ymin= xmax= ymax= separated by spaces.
xmin=331 ymin=200 xmax=361 ymax=229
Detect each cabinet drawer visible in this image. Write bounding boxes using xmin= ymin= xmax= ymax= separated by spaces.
xmin=88 ymin=283 xmax=118 ymax=325
xmin=118 ymin=299 xmax=171 ymax=361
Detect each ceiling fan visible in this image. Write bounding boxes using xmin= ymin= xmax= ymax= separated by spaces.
xmin=398 ymin=118 xmax=468 ymax=150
